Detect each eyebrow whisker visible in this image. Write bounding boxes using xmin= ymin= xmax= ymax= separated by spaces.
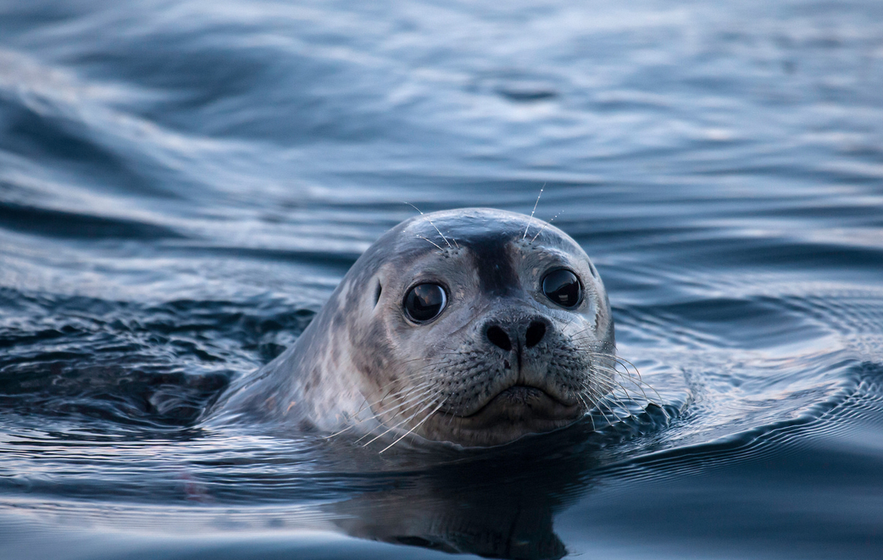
xmin=404 ymin=201 xmax=453 ymax=249
xmin=522 ymin=182 xmax=545 ymax=240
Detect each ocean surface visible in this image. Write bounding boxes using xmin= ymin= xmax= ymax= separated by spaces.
xmin=2 ymin=0 xmax=883 ymax=558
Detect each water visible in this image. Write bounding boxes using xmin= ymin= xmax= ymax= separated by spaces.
xmin=1 ymin=0 xmax=882 ymax=558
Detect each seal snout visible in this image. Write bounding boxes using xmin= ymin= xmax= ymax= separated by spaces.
xmin=483 ymin=317 xmax=549 ymax=353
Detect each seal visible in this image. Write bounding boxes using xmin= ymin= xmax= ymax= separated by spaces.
xmin=210 ymin=208 xmax=617 ymax=448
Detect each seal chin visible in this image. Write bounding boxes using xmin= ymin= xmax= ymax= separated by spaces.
xmin=422 ymin=385 xmax=584 ymax=447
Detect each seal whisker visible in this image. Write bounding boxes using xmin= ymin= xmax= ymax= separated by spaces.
xmin=530 ymin=211 xmax=561 ymax=243
xmin=358 ymin=357 xmax=463 ymax=421
xmin=522 ymin=183 xmax=545 ymax=240
xmin=605 ymin=356 xmax=666 ymax=408
xmin=595 ymin=373 xmax=641 ymax=421
xmin=596 ymin=398 xmax=625 ymax=424
xmin=351 ymin=387 xmax=436 ymax=442
xmin=415 ymin=234 xmax=445 ymax=252
xmin=336 ymin=381 xmax=438 ymax=441
xmin=403 ymin=202 xmax=453 ymax=249
xmin=379 ymin=396 xmax=448 ymax=454
xmin=575 ymin=383 xmax=601 ymax=412
xmin=380 ymin=382 xmax=438 ymax=414
xmin=607 ymin=355 xmax=646 ymax=385
xmin=355 ymin=381 xmax=442 ymax=443
xmin=580 ymin=382 xmax=619 ymax=426
xmin=611 ymin=365 xmax=652 ymax=403
xmin=568 ymin=326 xmax=599 ymax=340
xmin=598 ymin=383 xmax=633 ymax=420
xmin=575 ymin=393 xmax=597 ymax=431
xmin=363 ymin=385 xmax=434 ymax=425
xmin=567 ymin=345 xmax=666 ymax=409
xmin=365 ymin=391 xmax=443 ymax=447
xmin=612 ymin=358 xmax=666 ymax=409
xmin=350 ymin=377 xmax=434 ymax=422
xmin=444 ymin=382 xmax=472 ymax=425
xmin=574 ymin=392 xmax=591 ymax=410
xmin=608 ymin=372 xmax=636 ymax=405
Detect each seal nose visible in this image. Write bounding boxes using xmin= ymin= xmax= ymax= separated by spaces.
xmin=485 ymin=319 xmax=548 ymax=351
xmin=525 ymin=320 xmax=546 ymax=348
xmin=486 ymin=325 xmax=512 ymax=352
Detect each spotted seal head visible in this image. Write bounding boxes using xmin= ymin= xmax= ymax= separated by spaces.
xmin=211 ymin=208 xmax=616 ymax=448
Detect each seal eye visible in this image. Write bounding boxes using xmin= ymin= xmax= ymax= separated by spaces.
xmin=542 ymin=269 xmax=581 ymax=308
xmin=404 ymin=283 xmax=447 ymax=323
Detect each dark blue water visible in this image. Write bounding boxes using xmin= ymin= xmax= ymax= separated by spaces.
xmin=2 ymin=0 xmax=883 ymax=558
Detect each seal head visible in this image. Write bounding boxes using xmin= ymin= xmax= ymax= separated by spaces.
xmin=212 ymin=208 xmax=615 ymax=448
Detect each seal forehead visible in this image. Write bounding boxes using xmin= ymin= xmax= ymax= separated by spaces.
xmin=402 ymin=208 xmax=581 ymax=252
xmin=461 ymin=231 xmax=519 ymax=297
xmin=407 ymin=208 xmax=528 ymax=238
xmin=395 ymin=211 xmax=527 ymax=295
xmin=394 ymin=208 xmax=584 ymax=292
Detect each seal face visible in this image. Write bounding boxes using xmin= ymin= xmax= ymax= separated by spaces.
xmin=211 ymin=208 xmax=616 ymax=448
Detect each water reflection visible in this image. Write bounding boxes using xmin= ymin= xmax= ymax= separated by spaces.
xmin=321 ymin=424 xmax=607 ymax=560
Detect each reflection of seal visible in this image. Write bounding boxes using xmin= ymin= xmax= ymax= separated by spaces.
xmin=210 ymin=208 xmax=616 ymax=448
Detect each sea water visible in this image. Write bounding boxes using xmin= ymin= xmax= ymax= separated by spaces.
xmin=1 ymin=1 xmax=882 ymax=558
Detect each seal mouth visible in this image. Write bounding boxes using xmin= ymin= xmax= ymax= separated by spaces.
xmin=420 ymin=383 xmax=584 ymax=447
xmin=461 ymin=384 xmax=581 ymax=421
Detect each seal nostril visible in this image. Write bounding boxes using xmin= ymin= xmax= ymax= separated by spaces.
xmin=525 ymin=321 xmax=546 ymax=348
xmin=486 ymin=326 xmax=512 ymax=352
